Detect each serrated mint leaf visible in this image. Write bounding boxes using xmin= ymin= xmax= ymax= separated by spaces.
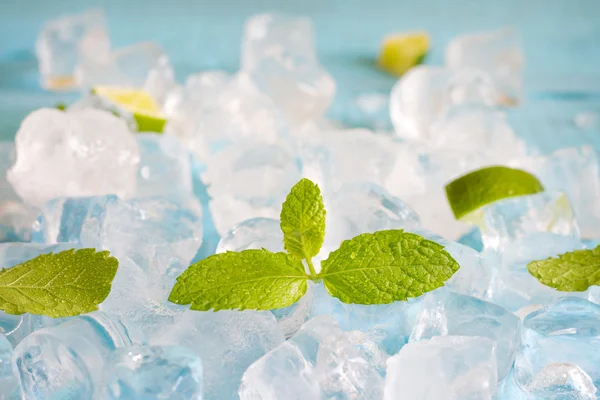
xmin=0 ymin=248 xmax=118 ymax=318
xmin=527 ymin=245 xmax=600 ymax=291
xmin=169 ymin=249 xmax=309 ymax=311
xmin=318 ymin=230 xmax=460 ymax=304
xmin=280 ymin=178 xmax=326 ymax=263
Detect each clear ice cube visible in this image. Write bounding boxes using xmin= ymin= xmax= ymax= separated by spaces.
xmin=409 ymin=288 xmax=521 ymax=380
xmin=322 ymin=181 xmax=421 ymax=258
xmin=239 ymin=316 xmax=385 ymax=400
xmin=445 ymin=28 xmax=524 ymax=106
xmin=13 ymin=312 xmax=144 ymax=399
xmin=0 ymin=335 xmax=17 ymax=397
xmin=389 ymin=66 xmax=496 ymax=141
xmin=7 ymin=108 xmax=140 ymax=207
xmin=241 ymin=13 xmax=335 ymax=123
xmin=135 ymin=133 xmax=194 ymax=201
xmin=205 ymin=142 xmax=301 ymax=235
xmin=154 ymin=310 xmax=284 ymax=400
xmin=514 ymin=297 xmax=600 ymax=398
xmin=216 ymin=217 xmax=284 ymax=253
xmin=35 ymin=8 xmax=110 ymax=91
xmin=487 ymin=233 xmax=588 ymax=313
xmin=515 ymin=146 xmax=600 ymax=239
xmin=103 ymin=345 xmax=203 ymax=399
xmin=75 ymin=41 xmax=175 ymax=97
xmin=384 ymin=336 xmax=498 ymax=400
xmin=310 ymin=283 xmax=414 ymax=356
xmin=474 ymin=191 xmax=580 ymax=251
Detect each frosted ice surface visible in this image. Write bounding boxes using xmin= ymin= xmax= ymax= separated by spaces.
xmin=75 ymin=41 xmax=175 ymax=98
xmin=384 ymin=336 xmax=498 ymax=400
xmin=216 ymin=217 xmax=284 ymax=253
xmin=205 ymin=141 xmax=301 ymax=235
xmin=135 ymin=133 xmax=193 ymax=201
xmin=13 ymin=312 xmax=144 ymax=399
xmin=7 ymin=108 xmax=139 ymax=207
xmin=154 ymin=310 xmax=284 ymax=400
xmin=166 ymin=73 xmax=287 ymax=162
xmin=241 ymin=13 xmax=335 ymax=123
xmin=389 ymin=66 xmax=496 ymax=141
xmin=410 ymin=288 xmax=521 ymax=380
xmin=475 ymin=191 xmax=580 ymax=251
xmin=310 ymin=283 xmax=414 ymax=356
xmin=514 ymin=297 xmax=600 ymax=398
xmin=321 ymin=181 xmax=420 ymax=259
xmin=103 ymin=345 xmax=203 ymax=400
xmin=35 ymin=8 xmax=110 ymax=91
xmin=487 ymin=233 xmax=587 ymax=313
xmin=445 ymin=28 xmax=524 ymax=105
xmin=514 ymin=146 xmax=600 ymax=239
xmin=0 ymin=142 xmax=37 ymax=242
xmin=239 ymin=316 xmax=385 ymax=400
xmin=0 ymin=335 xmax=17 ymax=397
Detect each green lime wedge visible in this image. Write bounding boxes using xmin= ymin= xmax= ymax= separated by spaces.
xmin=92 ymin=86 xmax=166 ymax=133
xmin=445 ymin=166 xmax=545 ymax=220
xmin=378 ymin=31 xmax=429 ymax=77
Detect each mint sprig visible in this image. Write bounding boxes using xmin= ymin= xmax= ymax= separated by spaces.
xmin=170 ymin=179 xmax=461 ymax=311
xmin=528 ymin=245 xmax=600 ymax=292
xmin=0 ymin=248 xmax=118 ymax=317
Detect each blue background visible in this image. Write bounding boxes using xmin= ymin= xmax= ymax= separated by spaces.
xmin=1 ymin=0 xmax=600 ymax=151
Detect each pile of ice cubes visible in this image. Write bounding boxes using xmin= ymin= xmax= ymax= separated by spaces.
xmin=0 ymin=8 xmax=597 ymax=399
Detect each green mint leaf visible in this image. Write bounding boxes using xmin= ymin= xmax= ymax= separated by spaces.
xmin=318 ymin=230 xmax=460 ymax=304
xmin=527 ymin=245 xmax=600 ymax=291
xmin=280 ymin=178 xmax=326 ymax=262
xmin=169 ymin=249 xmax=309 ymax=311
xmin=0 ymin=248 xmax=118 ymax=318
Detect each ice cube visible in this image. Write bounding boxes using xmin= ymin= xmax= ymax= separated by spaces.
xmin=344 ymin=92 xmax=393 ymax=133
xmin=409 ymin=288 xmax=521 ymax=380
xmin=474 ymin=191 xmax=580 ymax=251
xmin=310 ymin=283 xmax=414 ymax=356
xmin=487 ymin=233 xmax=588 ymax=313
xmin=75 ymin=42 xmax=175 ymax=97
xmin=514 ymin=297 xmax=600 ymax=398
xmin=13 ymin=312 xmax=144 ymax=399
xmin=154 ymin=310 xmax=284 ymax=400
xmin=239 ymin=316 xmax=385 ymax=400
xmin=0 ymin=335 xmax=17 ymax=397
xmin=429 ymin=103 xmax=527 ymax=156
xmin=384 ymin=336 xmax=498 ymax=400
xmin=515 ymin=146 xmax=600 ymax=239
xmin=0 ymin=142 xmax=37 ymax=242
xmin=320 ymin=181 xmax=421 ymax=259
xmin=445 ymin=28 xmax=524 ymax=106
xmin=216 ymin=217 xmax=284 ymax=253
xmin=135 ymin=134 xmax=194 ymax=200
xmin=165 ymin=73 xmax=287 ymax=162
xmin=35 ymin=8 xmax=110 ymax=91
xmin=389 ymin=66 xmax=496 ymax=141
xmin=7 ymin=108 xmax=140 ymax=207
xmin=103 ymin=345 xmax=203 ymax=399
xmin=241 ymin=13 xmax=335 ymax=123
xmin=205 ymin=142 xmax=301 ymax=235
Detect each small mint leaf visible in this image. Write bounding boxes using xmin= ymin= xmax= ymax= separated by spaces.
xmin=528 ymin=245 xmax=600 ymax=291
xmin=0 ymin=248 xmax=118 ymax=318
xmin=280 ymin=178 xmax=326 ymax=262
xmin=169 ymin=249 xmax=309 ymax=311
xmin=318 ymin=230 xmax=460 ymax=304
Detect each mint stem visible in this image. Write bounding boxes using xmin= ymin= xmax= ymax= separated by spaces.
xmin=306 ymin=258 xmax=317 ymax=279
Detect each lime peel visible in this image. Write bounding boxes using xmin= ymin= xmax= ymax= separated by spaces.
xmin=378 ymin=31 xmax=430 ymax=77
xmin=445 ymin=166 xmax=545 ymax=220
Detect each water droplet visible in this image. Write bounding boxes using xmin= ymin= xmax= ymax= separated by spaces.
xmin=350 ymin=252 xmax=357 ymax=259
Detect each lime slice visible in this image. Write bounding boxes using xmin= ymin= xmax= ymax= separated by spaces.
xmin=378 ymin=32 xmax=430 ymax=77
xmin=92 ymin=86 xmax=166 ymax=133
xmin=445 ymin=166 xmax=545 ymax=220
